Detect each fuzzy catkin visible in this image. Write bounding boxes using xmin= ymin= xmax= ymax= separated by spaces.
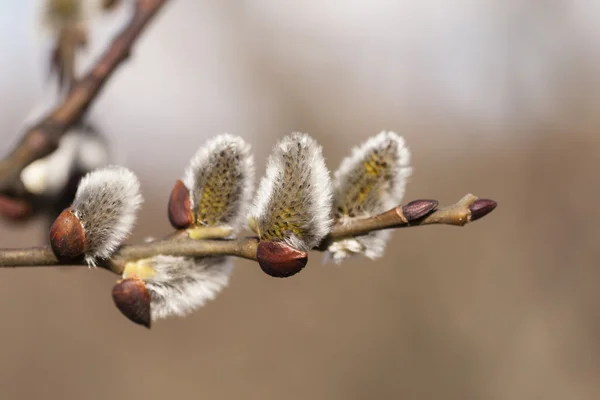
xmin=72 ymin=165 xmax=142 ymax=266
xmin=249 ymin=132 xmax=333 ymax=250
xmin=137 ymin=255 xmax=233 ymax=321
xmin=123 ymin=135 xmax=254 ymax=321
xmin=183 ymin=133 xmax=254 ymax=231
xmin=328 ymin=131 xmax=412 ymax=261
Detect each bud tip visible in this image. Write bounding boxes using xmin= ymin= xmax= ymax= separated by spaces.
xmin=469 ymin=199 xmax=497 ymax=221
xmin=257 ymin=241 xmax=308 ymax=278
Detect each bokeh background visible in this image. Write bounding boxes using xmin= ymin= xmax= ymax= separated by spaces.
xmin=1 ymin=1 xmax=599 ymax=399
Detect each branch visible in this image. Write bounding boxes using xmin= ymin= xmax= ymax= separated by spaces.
xmin=0 ymin=194 xmax=497 ymax=273
xmin=0 ymin=0 xmax=169 ymax=196
xmin=324 ymin=194 xmax=496 ymax=242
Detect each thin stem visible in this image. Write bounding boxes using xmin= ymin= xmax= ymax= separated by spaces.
xmin=327 ymin=194 xmax=478 ymax=240
xmin=0 ymin=195 xmax=497 ymax=274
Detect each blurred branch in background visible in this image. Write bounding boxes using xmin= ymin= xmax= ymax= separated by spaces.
xmin=0 ymin=0 xmax=169 ymax=219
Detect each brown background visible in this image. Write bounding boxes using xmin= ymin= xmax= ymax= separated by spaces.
xmin=0 ymin=1 xmax=599 ymax=399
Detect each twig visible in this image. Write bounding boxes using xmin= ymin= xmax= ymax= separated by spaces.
xmin=0 ymin=194 xmax=497 ymax=274
xmin=325 ymin=194 xmax=494 ymax=241
xmin=0 ymin=0 xmax=169 ymax=196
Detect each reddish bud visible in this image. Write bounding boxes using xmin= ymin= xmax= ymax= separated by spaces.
xmin=112 ymin=278 xmax=151 ymax=329
xmin=0 ymin=195 xmax=32 ymax=221
xmin=469 ymin=199 xmax=497 ymax=221
xmin=402 ymin=199 xmax=438 ymax=221
xmin=257 ymin=241 xmax=308 ymax=278
xmin=49 ymin=208 xmax=86 ymax=260
xmin=168 ymin=179 xmax=193 ymax=229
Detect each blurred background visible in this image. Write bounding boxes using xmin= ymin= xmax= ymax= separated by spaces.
xmin=0 ymin=0 xmax=599 ymax=399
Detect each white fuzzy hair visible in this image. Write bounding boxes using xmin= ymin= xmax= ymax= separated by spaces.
xmin=127 ymin=135 xmax=254 ymax=320
xmin=72 ymin=165 xmax=143 ymax=266
xmin=327 ymin=131 xmax=412 ymax=262
xmin=249 ymin=132 xmax=333 ymax=250
xmin=182 ymin=133 xmax=254 ymax=231
xmin=141 ymin=255 xmax=234 ymax=321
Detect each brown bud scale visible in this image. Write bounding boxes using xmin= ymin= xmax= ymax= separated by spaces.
xmin=168 ymin=179 xmax=193 ymax=229
xmin=112 ymin=278 xmax=151 ymax=329
xmin=469 ymin=199 xmax=497 ymax=222
xmin=49 ymin=208 xmax=86 ymax=260
xmin=257 ymin=241 xmax=308 ymax=278
xmin=402 ymin=199 xmax=438 ymax=221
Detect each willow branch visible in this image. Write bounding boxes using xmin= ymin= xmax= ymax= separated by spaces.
xmin=0 ymin=0 xmax=169 ymax=196
xmin=0 ymin=194 xmax=497 ymax=273
xmin=324 ymin=193 xmax=496 ymax=242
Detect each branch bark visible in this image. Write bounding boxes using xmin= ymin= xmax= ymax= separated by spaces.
xmin=0 ymin=0 xmax=169 ymax=196
xmin=0 ymin=194 xmax=497 ymax=274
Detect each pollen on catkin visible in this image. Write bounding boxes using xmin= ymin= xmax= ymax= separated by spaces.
xmin=123 ymin=255 xmax=234 ymax=321
xmin=249 ymin=132 xmax=333 ymax=251
xmin=182 ymin=134 xmax=254 ymax=231
xmin=327 ymin=131 xmax=412 ymax=261
xmin=71 ymin=165 xmax=143 ymax=266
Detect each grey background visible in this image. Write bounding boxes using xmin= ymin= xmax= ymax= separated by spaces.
xmin=0 ymin=1 xmax=599 ymax=399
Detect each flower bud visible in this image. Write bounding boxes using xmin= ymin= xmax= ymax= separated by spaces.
xmin=402 ymin=199 xmax=438 ymax=221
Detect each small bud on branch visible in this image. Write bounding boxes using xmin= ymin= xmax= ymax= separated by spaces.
xmin=469 ymin=199 xmax=497 ymax=221
xmin=402 ymin=200 xmax=439 ymax=221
